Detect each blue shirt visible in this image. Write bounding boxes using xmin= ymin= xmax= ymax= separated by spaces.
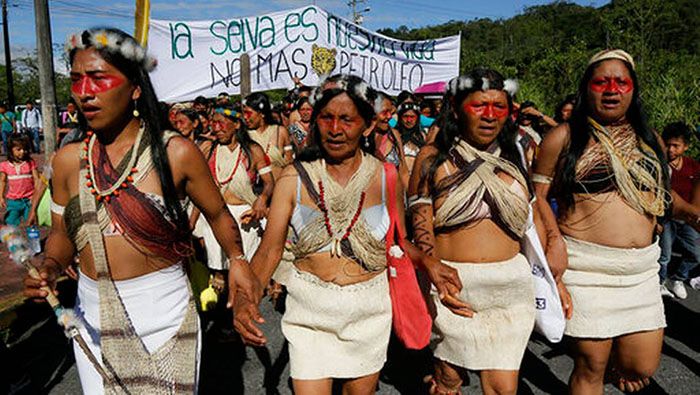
xmin=0 ymin=112 xmax=15 ymax=132
xmin=389 ymin=114 xmax=434 ymax=129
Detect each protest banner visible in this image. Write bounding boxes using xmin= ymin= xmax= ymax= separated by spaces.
xmin=147 ymin=5 xmax=460 ymax=101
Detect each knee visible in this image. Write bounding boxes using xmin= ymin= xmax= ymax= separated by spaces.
xmin=484 ymin=379 xmax=517 ymax=395
xmin=573 ymin=355 xmax=608 ymax=382
xmin=617 ymin=359 xmax=659 ymax=380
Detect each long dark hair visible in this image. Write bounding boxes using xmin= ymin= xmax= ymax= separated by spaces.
xmin=552 ymin=58 xmax=670 ymax=215
xmin=554 ymin=94 xmax=576 ymax=123
xmin=211 ymin=106 xmax=260 ymax=170
xmin=7 ymin=135 xmax=32 ymax=162
xmin=396 ymin=102 xmax=424 ymax=148
xmin=69 ymin=27 xmax=187 ymax=228
xmin=421 ymin=68 xmax=528 ymax=193
xmin=177 ymin=108 xmax=204 ymax=138
xmin=244 ymin=92 xmax=277 ymax=125
xmin=297 ymin=74 xmax=377 ymax=162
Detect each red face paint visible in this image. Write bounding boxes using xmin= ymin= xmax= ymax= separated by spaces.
xmin=589 ymin=77 xmax=633 ymax=94
xmin=71 ymin=74 xmax=125 ymax=96
xmin=242 ymin=109 xmax=255 ymax=121
xmin=464 ymin=101 xmax=509 ymax=119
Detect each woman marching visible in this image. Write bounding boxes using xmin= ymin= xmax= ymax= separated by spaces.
xmin=409 ymin=68 xmax=569 ymax=395
xmin=371 ymin=92 xmax=410 ymax=186
xmin=532 ymin=49 xmax=692 ymax=393
xmin=395 ymin=101 xmax=426 ymax=175
xmin=231 ymin=74 xmax=462 ymax=394
xmin=202 ymin=105 xmax=273 ymax=267
xmin=23 ymin=28 xmax=259 ymax=394
xmin=243 ymin=92 xmax=293 ymax=180
xmin=172 ymin=107 xmax=213 ymax=157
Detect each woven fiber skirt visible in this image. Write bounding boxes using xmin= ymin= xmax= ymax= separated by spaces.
xmin=73 ymin=265 xmax=200 ymax=394
xmin=281 ymin=268 xmax=392 ymax=380
xmin=562 ymin=236 xmax=666 ymax=338
xmin=200 ymin=203 xmax=265 ymax=269
xmin=431 ymin=254 xmax=535 ymax=371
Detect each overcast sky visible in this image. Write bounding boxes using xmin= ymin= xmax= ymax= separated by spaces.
xmin=2 ymin=0 xmax=608 ymax=62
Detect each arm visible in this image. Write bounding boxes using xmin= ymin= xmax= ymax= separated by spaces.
xmin=24 ymin=147 xmax=78 ymax=301
xmin=242 ymin=144 xmax=275 ymax=223
xmin=0 ymin=172 xmax=6 ymax=207
xmin=232 ymin=166 xmax=297 ymax=346
xmin=169 ymin=138 xmax=259 ymax=304
xmin=521 ymin=106 xmax=557 ymax=128
xmin=26 ymin=167 xmax=45 ymax=225
xmin=406 ymin=147 xmax=472 ymax=316
xmin=671 ymin=190 xmax=700 ymax=231
xmin=531 ymin=124 xmax=570 ymax=281
xmin=391 ymin=128 xmax=410 ymax=188
xmin=278 ymin=126 xmax=294 ymax=163
xmin=532 ymin=198 xmax=573 ymax=319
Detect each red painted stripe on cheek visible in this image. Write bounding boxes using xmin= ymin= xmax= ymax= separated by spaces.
xmin=464 ymin=102 xmax=508 ymax=119
xmin=71 ymin=75 xmax=125 ymax=95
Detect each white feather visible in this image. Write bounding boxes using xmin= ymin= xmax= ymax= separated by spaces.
xmin=481 ymin=78 xmax=490 ymax=91
xmin=503 ymin=79 xmax=519 ymax=96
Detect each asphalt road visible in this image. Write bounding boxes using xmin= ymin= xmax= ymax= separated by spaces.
xmin=40 ymin=287 xmax=700 ymax=395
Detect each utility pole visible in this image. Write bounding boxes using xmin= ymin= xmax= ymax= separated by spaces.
xmin=348 ymin=0 xmax=370 ymax=25
xmin=33 ymin=0 xmax=57 ymax=158
xmin=2 ymin=0 xmax=15 ymax=109
xmin=240 ymin=53 xmax=251 ymax=98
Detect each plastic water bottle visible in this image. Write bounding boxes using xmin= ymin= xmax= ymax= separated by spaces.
xmin=0 ymin=226 xmax=32 ymax=263
xmin=27 ymin=226 xmax=41 ymax=255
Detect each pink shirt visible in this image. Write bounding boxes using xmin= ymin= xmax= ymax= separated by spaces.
xmin=1 ymin=160 xmax=36 ymax=199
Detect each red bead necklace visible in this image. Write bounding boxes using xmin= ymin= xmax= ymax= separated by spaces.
xmin=84 ymin=130 xmax=139 ymax=203
xmin=214 ymin=144 xmax=243 ymax=186
xmin=317 ymin=180 xmax=366 ymax=241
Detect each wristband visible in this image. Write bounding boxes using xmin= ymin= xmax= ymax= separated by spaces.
xmin=532 ymin=173 xmax=553 ymax=185
xmin=258 ymin=165 xmax=272 ymax=175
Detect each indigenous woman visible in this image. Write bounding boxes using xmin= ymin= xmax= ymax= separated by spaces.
xmin=371 ymin=92 xmax=409 ymax=186
xmin=409 ymin=69 xmax=566 ymax=395
xmin=243 ymin=92 xmax=293 ymax=180
xmin=202 ymin=105 xmax=273 ymax=267
xmin=396 ymin=102 xmax=425 ymax=174
xmin=172 ymin=107 xmax=213 ymax=157
xmin=287 ymin=96 xmax=313 ymax=153
xmin=23 ymin=28 xmax=258 ymax=394
xmin=532 ymin=49 xmax=694 ymax=393
xmin=232 ymin=74 xmax=461 ymax=395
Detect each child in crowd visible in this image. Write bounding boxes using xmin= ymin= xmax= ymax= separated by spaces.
xmin=0 ymin=136 xmax=41 ymax=226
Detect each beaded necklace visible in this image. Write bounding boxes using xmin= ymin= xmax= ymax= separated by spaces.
xmin=84 ymin=126 xmax=143 ymax=203
xmin=214 ymin=143 xmax=243 ymax=186
xmin=317 ymin=178 xmax=366 ymax=257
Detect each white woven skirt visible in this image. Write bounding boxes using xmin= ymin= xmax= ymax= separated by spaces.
xmin=431 ymin=254 xmax=535 ymax=371
xmin=562 ymin=236 xmax=666 ymax=338
xmin=281 ymin=268 xmax=392 ymax=380
xmin=73 ymin=266 xmax=200 ymax=394
xmin=200 ymin=203 xmax=265 ymax=270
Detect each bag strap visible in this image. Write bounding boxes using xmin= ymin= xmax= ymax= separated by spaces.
xmin=292 ymin=161 xmax=322 ymax=205
xmin=384 ymin=162 xmax=403 ymax=247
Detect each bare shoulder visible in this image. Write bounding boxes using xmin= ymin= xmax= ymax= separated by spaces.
xmin=272 ymin=164 xmax=298 ymax=202
xmin=52 ymin=142 xmax=82 ymax=176
xmin=278 ymin=163 xmax=299 ymax=183
xmin=414 ymin=144 xmax=440 ymax=170
xmin=540 ymin=123 xmax=571 ymax=153
xmin=165 ymin=134 xmax=204 ymax=163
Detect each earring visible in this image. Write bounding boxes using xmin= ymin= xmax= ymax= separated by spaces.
xmin=364 ymin=136 xmax=370 ymax=148
xmin=133 ymin=99 xmax=140 ymax=118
